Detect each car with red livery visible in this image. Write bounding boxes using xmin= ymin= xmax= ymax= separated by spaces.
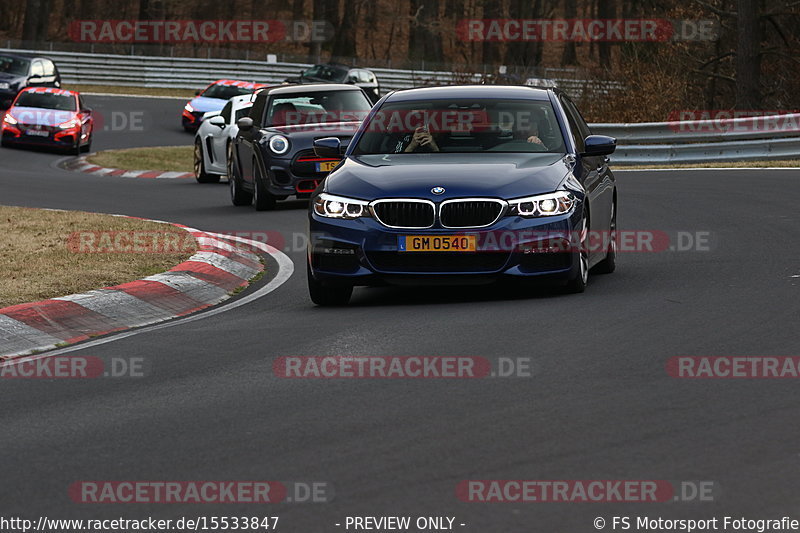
xmin=1 ymin=87 xmax=93 ymax=154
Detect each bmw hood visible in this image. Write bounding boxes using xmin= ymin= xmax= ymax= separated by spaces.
xmin=8 ymin=106 xmax=74 ymax=126
xmin=327 ymin=153 xmax=570 ymax=200
xmin=188 ymin=96 xmax=227 ymax=113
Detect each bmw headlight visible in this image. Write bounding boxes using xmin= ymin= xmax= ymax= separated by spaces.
xmin=184 ymin=103 xmax=194 ymax=112
xmin=3 ymin=113 xmax=18 ymax=125
xmin=508 ymin=191 xmax=577 ymax=218
xmin=268 ymin=134 xmax=289 ymax=155
xmin=313 ymin=193 xmax=370 ymax=219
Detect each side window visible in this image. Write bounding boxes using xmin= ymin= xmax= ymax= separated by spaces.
xmin=560 ymin=96 xmax=589 ymax=153
xmin=220 ymin=102 xmax=232 ymax=122
xmin=43 ymin=60 xmax=55 ymax=77
xmin=250 ymin=94 xmax=267 ymax=126
xmin=30 ymin=60 xmax=44 ymax=77
xmin=358 ymin=70 xmax=372 ymax=84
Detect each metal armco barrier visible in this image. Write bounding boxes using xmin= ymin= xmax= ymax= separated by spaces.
xmin=3 ymin=48 xmax=798 ymax=165
xmin=592 ymin=113 xmax=800 ymax=164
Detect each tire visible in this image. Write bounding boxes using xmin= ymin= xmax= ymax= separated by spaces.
xmin=194 ymin=139 xmax=220 ymax=183
xmin=252 ymin=158 xmax=277 ymax=211
xmin=228 ymin=145 xmax=253 ymax=206
xmin=564 ymin=208 xmax=589 ymax=294
xmin=307 ymin=260 xmax=352 ymax=306
xmin=592 ymin=199 xmax=617 ymax=274
xmin=80 ymin=137 xmax=91 ymax=153
xmin=71 ymin=139 xmax=81 ymax=155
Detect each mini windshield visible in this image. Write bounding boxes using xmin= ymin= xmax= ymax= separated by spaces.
xmin=352 ymin=99 xmax=566 ymax=155
xmin=266 ymin=91 xmax=371 ymax=127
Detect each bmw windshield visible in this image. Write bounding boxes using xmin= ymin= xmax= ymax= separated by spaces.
xmin=352 ymin=99 xmax=566 ymax=155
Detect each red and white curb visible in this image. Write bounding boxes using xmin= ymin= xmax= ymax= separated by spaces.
xmin=62 ymin=155 xmax=194 ymax=179
xmin=0 ymin=220 xmax=263 ymax=359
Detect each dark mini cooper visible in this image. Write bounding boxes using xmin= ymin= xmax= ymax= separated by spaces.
xmin=306 ymin=85 xmax=617 ymax=305
xmin=228 ymin=84 xmax=373 ymax=210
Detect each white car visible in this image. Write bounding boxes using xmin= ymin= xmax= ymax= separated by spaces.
xmin=193 ymin=94 xmax=253 ymax=183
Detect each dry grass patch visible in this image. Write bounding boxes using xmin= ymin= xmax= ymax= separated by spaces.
xmin=0 ymin=206 xmax=196 ymax=308
xmin=66 ymin=84 xmax=196 ymax=98
xmin=86 ymin=146 xmax=193 ymax=173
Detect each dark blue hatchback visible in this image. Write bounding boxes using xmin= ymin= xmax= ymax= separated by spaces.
xmin=307 ymin=85 xmax=617 ymax=305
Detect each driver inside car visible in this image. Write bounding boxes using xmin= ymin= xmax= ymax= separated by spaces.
xmin=497 ymin=110 xmax=550 ymax=149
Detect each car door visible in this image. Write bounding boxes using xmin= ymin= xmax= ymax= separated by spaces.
xmin=559 ymin=95 xmax=609 ymax=248
xmin=42 ymin=60 xmax=58 ymax=87
xmin=236 ymin=93 xmax=266 ymax=186
xmin=28 ymin=60 xmax=45 ymax=87
xmin=77 ymin=95 xmax=92 ymax=139
xmin=210 ymin=101 xmax=232 ymax=166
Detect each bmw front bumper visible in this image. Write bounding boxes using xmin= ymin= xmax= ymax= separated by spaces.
xmin=308 ymin=207 xmax=585 ymax=287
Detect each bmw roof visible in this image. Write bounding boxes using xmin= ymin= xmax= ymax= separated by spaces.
xmin=385 ymin=85 xmax=552 ymax=102
xmin=255 ymin=83 xmax=364 ymax=96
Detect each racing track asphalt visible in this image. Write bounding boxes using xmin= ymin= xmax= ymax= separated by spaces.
xmin=0 ymin=94 xmax=799 ymax=531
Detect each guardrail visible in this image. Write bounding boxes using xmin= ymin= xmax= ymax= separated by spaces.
xmin=0 ymin=47 xmax=619 ymax=98
xmin=3 ymin=48 xmax=798 ymax=165
xmin=592 ymin=113 xmax=800 ymax=164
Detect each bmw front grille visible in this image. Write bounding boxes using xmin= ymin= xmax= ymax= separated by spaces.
xmin=439 ymin=199 xmax=505 ymax=228
xmin=371 ymin=200 xmax=436 ymax=229
xmin=370 ymin=198 xmax=506 ymax=229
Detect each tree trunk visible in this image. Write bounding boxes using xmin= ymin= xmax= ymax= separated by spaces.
xmin=331 ymin=0 xmax=357 ymax=62
xmin=21 ymin=0 xmax=42 ymax=43
xmin=409 ymin=0 xmax=444 ymax=66
xmin=735 ymin=0 xmax=761 ymax=108
xmin=597 ymin=0 xmax=616 ymax=68
xmin=561 ymin=0 xmax=578 ymax=66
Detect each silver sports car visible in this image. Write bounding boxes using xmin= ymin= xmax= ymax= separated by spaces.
xmin=193 ymin=94 xmax=253 ymax=183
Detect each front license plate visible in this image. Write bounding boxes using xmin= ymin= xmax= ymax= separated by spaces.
xmin=399 ymin=235 xmax=477 ymax=252
xmin=315 ymin=160 xmax=339 ymax=172
xmin=26 ymin=129 xmax=50 ymax=137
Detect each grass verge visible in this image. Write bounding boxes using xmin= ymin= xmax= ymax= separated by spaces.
xmin=66 ymin=84 xmax=197 ymax=98
xmin=86 ymin=146 xmax=193 ymax=173
xmin=618 ymin=159 xmax=800 ymax=169
xmin=0 ymin=206 xmax=197 ymax=308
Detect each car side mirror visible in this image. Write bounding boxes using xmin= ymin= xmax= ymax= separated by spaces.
xmin=208 ymin=115 xmax=226 ymax=127
xmin=314 ymin=137 xmax=342 ymax=158
xmin=195 ymin=89 xmax=202 ymax=96
xmin=581 ymin=135 xmax=616 ymax=157
xmin=237 ymin=117 xmax=254 ymax=131
xmin=346 ymin=76 xmax=357 ymax=84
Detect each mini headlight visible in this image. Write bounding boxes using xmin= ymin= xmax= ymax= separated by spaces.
xmin=508 ymin=191 xmax=576 ymax=218
xmin=313 ymin=193 xmax=370 ymax=219
xmin=184 ymin=103 xmax=194 ymax=112
xmin=0 ymin=82 xmax=9 ymax=90
xmin=269 ymin=135 xmax=289 ymax=155
xmin=3 ymin=113 xmax=18 ymax=125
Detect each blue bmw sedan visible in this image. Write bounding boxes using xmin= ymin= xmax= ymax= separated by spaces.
xmin=307 ymin=85 xmax=617 ymax=305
